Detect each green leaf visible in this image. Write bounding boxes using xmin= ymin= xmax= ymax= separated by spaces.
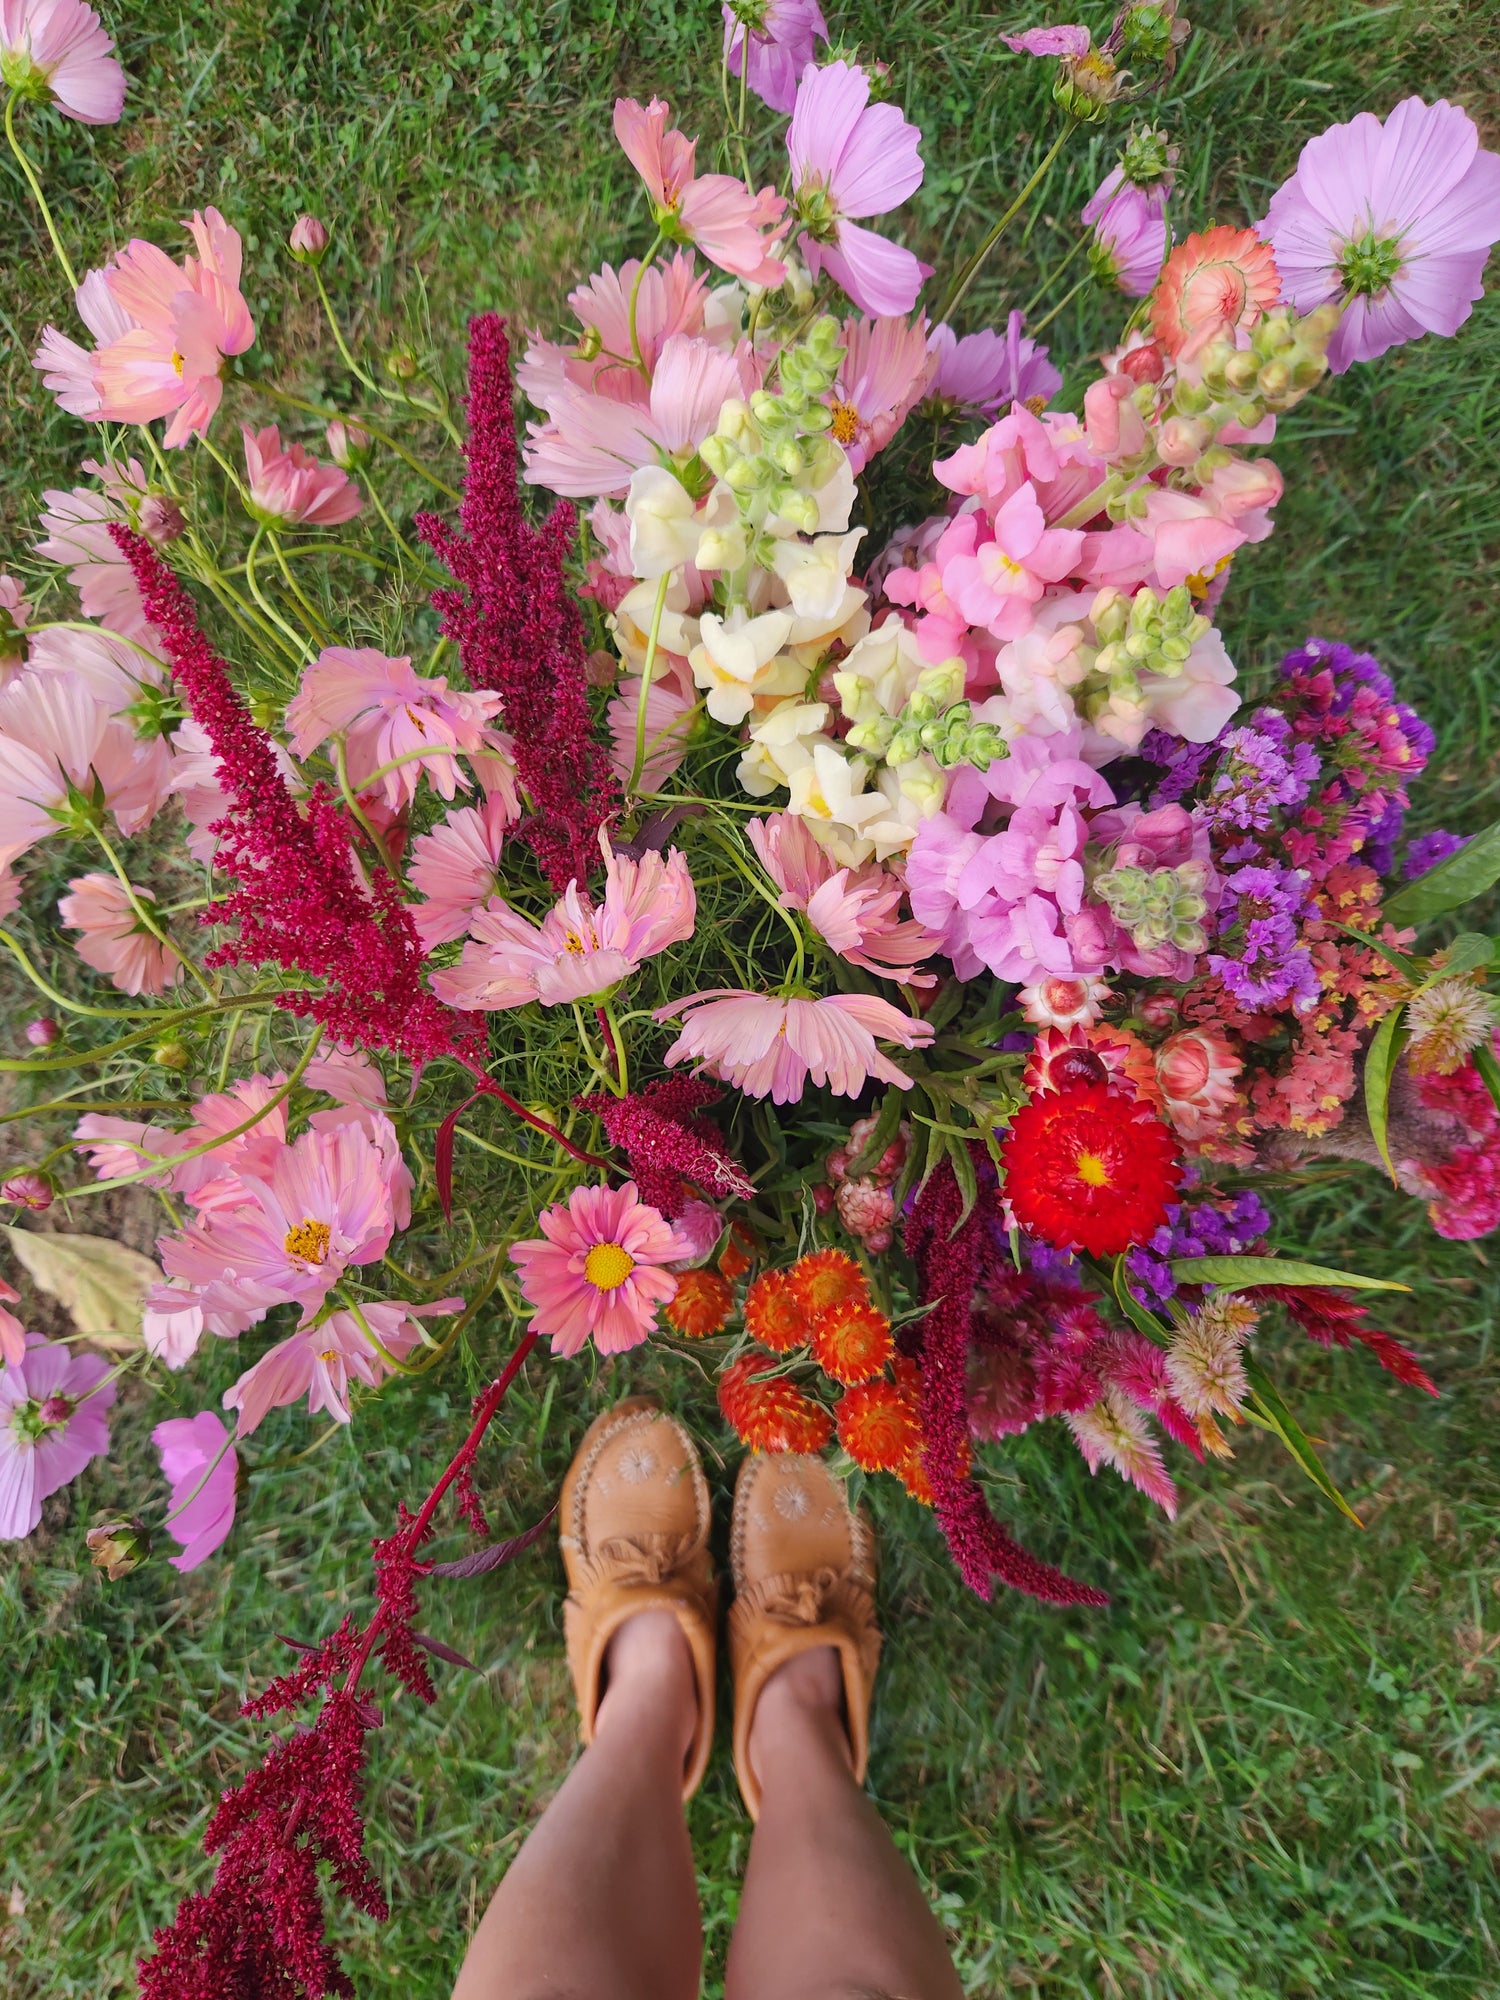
xmin=1325 ymin=921 xmax=1419 ymax=979
xmin=1473 ymin=1040 xmax=1500 ymax=1119
xmin=845 ymin=1086 xmax=904 ymax=1178
xmin=1168 ymin=1255 xmax=1409 ymax=1293
xmin=1383 ymin=819 xmax=1500 ymax=926
xmin=1362 ymin=1005 xmax=1407 ymax=1183
xmin=947 ymin=1134 xmax=979 ymax=1230
xmin=1431 ymin=931 xmax=1496 ymax=979
xmin=3 ymin=1226 xmax=160 ymax=1351
xmin=1243 ymin=1358 xmax=1363 ymax=1527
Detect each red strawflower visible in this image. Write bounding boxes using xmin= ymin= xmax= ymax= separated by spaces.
xmin=1001 ymin=1084 xmax=1181 ymax=1257
xmin=812 ymin=1299 xmax=893 ymax=1385
xmin=835 ymin=1379 xmax=921 ymax=1473
xmin=417 ymin=315 xmax=620 ymax=891
xmin=718 ymin=1354 xmax=832 ymax=1453
xmin=665 ymin=1267 xmax=734 ymax=1337
xmin=718 ymin=1221 xmax=759 ymax=1282
xmin=743 ymin=1268 xmax=807 ymax=1353
xmin=788 ymin=1247 xmax=868 ymax=1316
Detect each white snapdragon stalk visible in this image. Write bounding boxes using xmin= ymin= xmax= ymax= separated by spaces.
xmin=688 ymin=607 xmax=799 ymax=724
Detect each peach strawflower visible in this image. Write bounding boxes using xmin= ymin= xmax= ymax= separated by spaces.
xmin=1018 ymin=974 xmax=1114 ymax=1030
xmin=58 ymin=872 xmax=184 ymax=996
xmin=744 ymin=1267 xmax=807 ymax=1353
xmin=664 ymin=1267 xmax=734 ymax=1337
xmin=787 ymin=1247 xmax=868 ymax=1316
xmin=811 ymin=1298 xmax=893 ymax=1385
xmin=1151 ymin=226 xmax=1281 ymax=361
xmin=835 ymin=1378 xmax=922 ymax=1473
xmin=718 ymin=1354 xmax=833 ymax=1453
xmin=1155 ymin=1024 xmax=1243 ymax=1139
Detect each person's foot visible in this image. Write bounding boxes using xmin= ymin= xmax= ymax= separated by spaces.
xmin=746 ymin=1642 xmax=850 ymax=1780
xmin=558 ymin=1398 xmax=719 ymax=1798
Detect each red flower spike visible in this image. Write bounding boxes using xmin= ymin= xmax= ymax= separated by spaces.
xmin=1251 ymin=1284 xmax=1438 ymax=1397
xmin=1001 ymin=1083 xmax=1182 ymax=1257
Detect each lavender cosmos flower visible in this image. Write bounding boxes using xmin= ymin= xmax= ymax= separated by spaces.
xmin=1083 ymin=168 xmax=1169 ymax=297
xmin=1263 ymin=96 xmax=1500 ymax=373
xmin=1208 ymin=860 xmax=1319 ymax=1011
xmin=925 ymin=310 xmax=1061 ymax=414
xmin=722 ymin=0 xmax=827 ymax=115
xmin=0 ymin=1336 xmax=116 ymax=1539
xmin=787 ymin=60 xmax=931 ymax=316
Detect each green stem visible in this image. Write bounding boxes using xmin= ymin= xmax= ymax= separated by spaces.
xmin=5 ymin=91 xmax=79 ymax=290
xmin=313 ymin=268 xmax=380 ymax=391
xmin=598 ymin=999 xmax=629 ymax=1095
xmin=332 ymin=737 xmax=398 ymax=874
xmin=335 ymin=1287 xmax=427 ymax=1376
xmin=627 ymin=572 xmax=672 ymax=796
xmin=1028 ymin=271 xmax=1092 ymax=338
xmin=628 ymin=231 xmax=667 ymax=373
xmin=251 ymin=381 xmax=461 ymax=501
xmin=267 ymin=528 xmax=335 ymax=644
xmin=0 ymin=927 xmax=170 ymax=1020
xmin=244 ymin=524 xmax=316 ymax=663
xmin=1022 ymin=230 xmax=1089 ymax=319
xmin=0 ymin=988 xmax=285 ymax=1074
xmin=938 ymin=120 xmax=1078 ymax=325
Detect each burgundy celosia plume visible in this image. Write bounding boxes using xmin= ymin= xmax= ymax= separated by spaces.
xmin=417 ymin=314 xmax=620 ymax=890
xmin=575 ymin=1077 xmax=754 ymax=1216
xmin=109 ymin=527 xmax=467 ymax=1067
xmin=904 ymin=1154 xmax=1109 ymax=1608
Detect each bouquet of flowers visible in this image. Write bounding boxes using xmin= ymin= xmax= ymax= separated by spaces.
xmin=4 ymin=0 xmax=1500 ymax=1987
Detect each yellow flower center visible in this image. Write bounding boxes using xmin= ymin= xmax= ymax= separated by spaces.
xmin=828 ymin=400 xmax=860 ymax=446
xmin=584 ymin=1241 xmax=636 ymax=1291
xmin=283 ymin=1218 xmax=332 ymax=1264
xmin=1074 ymin=1150 xmax=1110 ymax=1188
xmin=563 ymin=931 xmax=588 ymax=956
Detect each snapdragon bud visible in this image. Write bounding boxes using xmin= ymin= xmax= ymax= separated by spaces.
xmin=773 ymin=488 xmax=820 ymax=533
xmin=288 ymin=214 xmax=330 ymax=263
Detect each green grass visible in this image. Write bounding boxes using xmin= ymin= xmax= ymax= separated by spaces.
xmin=3 ymin=0 xmax=1500 ymax=1994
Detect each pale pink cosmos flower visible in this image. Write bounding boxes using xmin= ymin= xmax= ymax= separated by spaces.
xmin=615 ymin=97 xmax=787 ymax=287
xmin=35 ymin=210 xmax=255 ymax=447
xmin=57 ymin=872 xmax=184 ymax=996
xmin=406 ymin=795 xmax=511 ymax=948
xmin=173 ymin=1074 xmax=292 ymax=1212
xmin=285 ymin=647 xmax=503 ymax=810
xmin=152 ymin=1411 xmax=237 ymax=1570
xmin=159 ymin=1123 xmax=398 ymax=1320
xmin=0 ymin=1277 xmax=24 ymax=1369
xmin=0 ymin=1335 xmax=115 ymax=1540
xmin=518 ymin=250 xmax=714 ymax=419
xmin=0 ymin=0 xmax=124 ymax=123
xmin=141 ymin=1279 xmax=263 ymax=1369
xmin=1262 ymin=96 xmax=1500 ymax=373
xmin=511 ymin=1181 xmax=694 ymax=1357
xmin=607 ymin=675 xmax=698 ymax=791
xmin=788 ymin=61 xmax=931 ymax=317
xmin=223 ymin=1297 xmax=460 ymax=1437
xmin=73 ymin=1113 xmax=180 ymax=1185
xmin=722 ymin=0 xmax=827 ymax=114
xmin=26 ymin=623 xmax=166 ymax=714
xmin=825 ymin=313 xmax=937 ymax=473
xmin=0 ymin=575 xmax=30 ymax=683
xmin=656 ymin=987 xmax=934 ymax=1103
xmin=35 ymin=459 xmax=155 ymax=640
xmin=304 ymin=1046 xmax=389 ymax=1112
xmin=1002 ymin=24 xmax=1091 ymax=56
xmin=748 ymin=812 xmax=940 ymax=985
xmin=241 ymin=424 xmax=363 ymax=527
xmin=925 ymin=312 xmax=1061 ymax=415
xmin=434 ymin=830 xmax=696 ymax=1010
xmin=0 ymin=669 xmax=171 ymax=864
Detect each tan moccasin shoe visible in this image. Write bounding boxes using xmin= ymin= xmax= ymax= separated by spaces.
xmin=728 ymin=1452 xmax=882 ymax=1820
xmin=559 ymin=1396 xmax=718 ymax=1800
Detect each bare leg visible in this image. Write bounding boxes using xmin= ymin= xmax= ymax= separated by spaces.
xmin=725 ymin=1647 xmax=964 ymax=2000
xmin=453 ymin=1610 xmax=702 ymax=2000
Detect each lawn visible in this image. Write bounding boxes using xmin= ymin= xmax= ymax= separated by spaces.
xmin=2 ymin=0 xmax=1500 ymax=1995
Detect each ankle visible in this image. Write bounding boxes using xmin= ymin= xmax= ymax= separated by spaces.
xmin=748 ymin=1645 xmax=851 ymax=1779
xmin=595 ymin=1608 xmax=697 ymax=1760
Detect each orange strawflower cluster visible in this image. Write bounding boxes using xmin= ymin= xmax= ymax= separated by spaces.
xmin=834 ymin=1355 xmax=940 ymax=1502
xmin=665 ymin=1268 xmax=734 ymax=1337
xmin=718 ymin=1354 xmax=833 ymax=1454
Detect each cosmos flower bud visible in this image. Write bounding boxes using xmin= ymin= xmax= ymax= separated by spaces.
xmin=325 ymin=418 xmax=371 ymax=470
xmin=384 ymin=346 xmax=420 ymax=381
xmin=24 ymin=1017 xmax=59 ymax=1047
xmin=138 ymin=494 xmax=186 ymax=544
xmin=288 ymin=214 xmax=330 ymax=262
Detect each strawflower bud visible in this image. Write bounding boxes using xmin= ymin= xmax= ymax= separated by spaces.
xmin=384 ymin=346 xmax=419 ymax=381
xmin=87 ymin=1518 xmax=152 ymax=1580
xmin=25 ymin=1017 xmax=59 ymax=1047
xmin=288 ymin=214 xmax=330 ymax=262
xmin=3 ymin=1171 xmax=54 ymax=1211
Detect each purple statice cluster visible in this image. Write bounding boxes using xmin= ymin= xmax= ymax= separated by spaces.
xmin=1126 ymin=1186 xmax=1273 ymax=1308
xmin=1405 ymin=827 xmax=1468 ymax=879
xmin=1199 ymin=714 xmax=1321 ymax=834
xmin=1206 ymin=860 xmax=1319 ymax=1010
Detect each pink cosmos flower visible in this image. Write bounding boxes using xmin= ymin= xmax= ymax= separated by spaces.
xmin=35 ymin=211 xmax=255 ymax=447
xmin=285 ymin=647 xmax=503 ymax=810
xmin=141 ymin=1279 xmax=262 ymax=1368
xmin=825 ymin=313 xmax=936 ymax=473
xmin=241 ymin=424 xmax=363 ymax=528
xmin=152 ymin=1411 xmax=237 ymax=1570
xmin=655 ymin=987 xmax=934 ymax=1103
xmin=163 ymin=716 xmax=237 ymax=866
xmin=1262 ymin=96 xmax=1500 ymax=373
xmin=405 ymin=795 xmax=512 ymax=948
xmin=0 ymin=0 xmax=124 ymax=123
xmin=434 ymin=830 xmax=696 ymax=1010
xmin=304 ymin=1046 xmax=389 ymax=1112
xmin=926 ymin=312 xmax=1061 ymax=415
xmin=607 ymin=674 xmax=698 ymax=791
xmin=159 ymin=1123 xmax=398 ymax=1319
xmin=57 ymin=871 xmax=184 ymax=996
xmin=722 ymin=0 xmax=827 ymax=115
xmin=787 ymin=60 xmax=931 ymax=317
xmin=223 ymin=1297 xmax=459 ymax=1436
xmin=35 ymin=458 xmax=156 ymax=636
xmin=519 ymin=251 xmax=713 ymax=417
xmin=511 ymin=1180 xmax=694 ymax=1357
xmin=1002 ymin=24 xmax=1091 ymax=57
xmin=615 ymin=97 xmax=787 ymax=287
xmin=0 ymin=669 xmax=171 ymax=864
xmin=26 ymin=622 xmax=166 ymax=713
xmin=1084 ymin=174 xmax=1169 ymax=296
xmin=748 ymin=812 xmax=941 ymax=984
xmin=73 ymin=1112 xmax=179 ymax=1185
xmin=0 ymin=1335 xmax=115 ymax=1540
xmin=174 ymin=1074 xmax=293 ymax=1212
xmin=934 ymin=487 xmax=1086 ymax=641
xmin=0 ymin=1278 xmax=24 ymax=1369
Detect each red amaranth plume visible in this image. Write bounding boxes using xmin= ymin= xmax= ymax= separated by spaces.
xmin=1249 ymin=1283 xmax=1438 ymax=1396
xmin=904 ymin=1155 xmax=1108 ymax=1607
xmin=574 ymin=1077 xmax=754 ymax=1217
xmin=109 ymin=527 xmax=468 ymax=1068
xmin=137 ymin=1333 xmax=539 ymax=1999
xmin=416 ymin=314 xmax=620 ymax=890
